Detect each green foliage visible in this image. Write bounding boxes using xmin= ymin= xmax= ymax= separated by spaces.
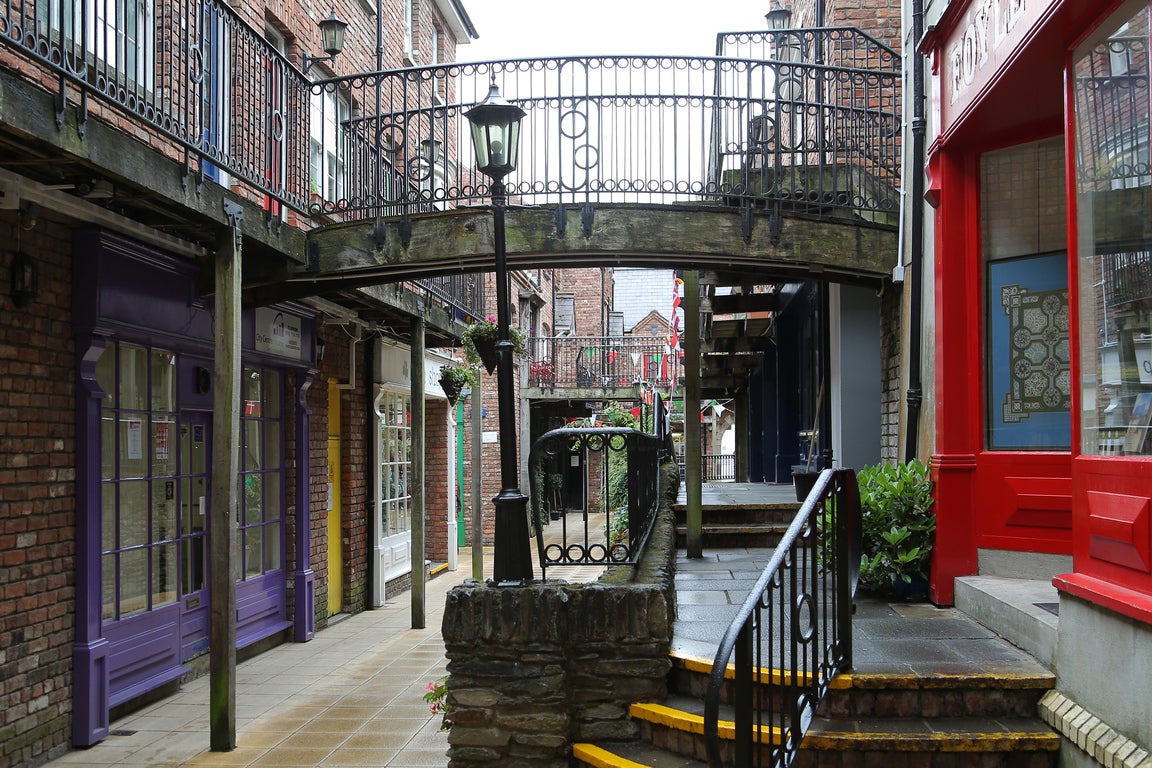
xmin=460 ymin=318 xmax=526 ymax=369
xmin=857 ymin=459 xmax=936 ymax=597
xmin=438 ymin=364 xmax=476 ymax=389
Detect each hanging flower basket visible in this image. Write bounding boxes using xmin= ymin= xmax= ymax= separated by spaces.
xmin=438 ymin=365 xmax=475 ymax=406
xmin=461 ymin=318 xmax=526 ymax=375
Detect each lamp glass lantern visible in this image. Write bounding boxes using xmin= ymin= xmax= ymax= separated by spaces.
xmin=766 ymin=1 xmax=792 ymax=30
xmin=464 ymin=82 xmax=526 ymax=181
xmin=319 ymin=10 xmax=348 ymax=56
xmin=303 ymin=9 xmax=348 ymax=74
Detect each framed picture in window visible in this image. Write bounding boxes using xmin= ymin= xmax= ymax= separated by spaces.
xmin=1124 ymin=391 xmax=1152 ymax=454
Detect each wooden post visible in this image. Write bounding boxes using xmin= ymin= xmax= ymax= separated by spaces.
xmin=684 ymin=270 xmax=703 ymax=558
xmin=410 ymin=315 xmax=426 ymax=629
xmin=210 ymin=205 xmax=242 ymax=751
xmin=735 ymin=387 xmax=749 ymax=482
xmin=471 ymin=373 xmax=484 ymax=580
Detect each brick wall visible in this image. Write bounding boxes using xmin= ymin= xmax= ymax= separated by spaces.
xmin=0 ymin=209 xmax=77 ymax=768
xmin=425 ymin=400 xmax=451 ymax=561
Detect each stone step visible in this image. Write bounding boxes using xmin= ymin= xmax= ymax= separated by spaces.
xmin=673 ymin=523 xmax=789 ymax=548
xmin=792 ymin=716 xmax=1060 ymax=767
xmin=572 ymin=741 xmax=706 ymax=768
xmin=669 ymin=651 xmax=1055 ymax=718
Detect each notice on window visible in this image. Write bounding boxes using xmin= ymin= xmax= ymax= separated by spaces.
xmin=127 ymin=419 xmax=143 ymax=460
xmin=155 ymin=421 xmax=170 ymax=460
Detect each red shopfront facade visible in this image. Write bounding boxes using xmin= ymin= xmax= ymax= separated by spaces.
xmin=922 ymin=0 xmax=1152 ymax=621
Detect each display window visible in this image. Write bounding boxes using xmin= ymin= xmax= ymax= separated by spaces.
xmin=1073 ymin=3 xmax=1152 ymax=458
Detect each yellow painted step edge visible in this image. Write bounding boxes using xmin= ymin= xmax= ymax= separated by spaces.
xmin=800 ymin=730 xmax=1061 ymax=752
xmin=672 ymin=653 xmax=849 ymax=690
xmin=571 ymin=742 xmax=654 ymax=768
xmin=670 ymin=651 xmax=1053 ymax=690
xmin=629 ymin=702 xmax=784 ymax=741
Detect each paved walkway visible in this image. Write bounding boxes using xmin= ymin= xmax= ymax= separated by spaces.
xmin=44 ymin=485 xmax=1050 ymax=767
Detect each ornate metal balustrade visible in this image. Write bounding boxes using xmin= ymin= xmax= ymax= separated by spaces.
xmin=526 ymin=335 xmax=681 ymax=390
xmin=703 ymin=468 xmax=861 ymax=768
xmin=529 ymin=394 xmax=674 ymax=578
xmin=0 ymin=1 xmax=899 ymax=227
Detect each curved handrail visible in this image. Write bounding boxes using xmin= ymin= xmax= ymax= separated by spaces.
xmin=702 ymin=468 xmax=861 ymax=767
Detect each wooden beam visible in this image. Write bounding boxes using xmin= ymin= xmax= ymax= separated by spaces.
xmin=209 ymin=216 xmax=241 ymax=751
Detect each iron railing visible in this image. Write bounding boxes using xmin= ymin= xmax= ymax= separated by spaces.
xmin=703 ymin=453 xmax=736 ymax=482
xmin=0 ymin=1 xmax=898 ymax=222
xmin=526 ymin=335 xmax=681 ymax=389
xmin=529 ymin=394 xmax=673 ymax=578
xmin=703 ymin=468 xmax=861 ymax=768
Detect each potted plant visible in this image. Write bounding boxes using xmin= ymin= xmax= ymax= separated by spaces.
xmin=857 ymin=459 xmax=936 ymax=599
xmin=461 ymin=317 xmax=526 ymax=374
xmin=438 ymin=365 xmax=475 ymax=406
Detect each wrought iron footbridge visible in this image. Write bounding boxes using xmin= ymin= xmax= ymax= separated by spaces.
xmin=0 ymin=0 xmax=901 ymax=303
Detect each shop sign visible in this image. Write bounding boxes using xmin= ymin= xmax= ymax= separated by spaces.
xmin=254 ymin=308 xmax=302 ymax=360
xmin=940 ymin=0 xmax=1054 ymax=131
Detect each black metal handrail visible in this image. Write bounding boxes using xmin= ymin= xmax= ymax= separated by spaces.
xmin=529 ymin=395 xmax=673 ymax=578
xmin=526 ymin=335 xmax=681 ymax=390
xmin=0 ymin=2 xmax=898 ymax=222
xmin=703 ymin=468 xmax=861 ymax=768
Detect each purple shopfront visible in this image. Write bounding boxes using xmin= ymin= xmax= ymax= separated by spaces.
xmin=70 ymin=229 xmax=318 ymax=746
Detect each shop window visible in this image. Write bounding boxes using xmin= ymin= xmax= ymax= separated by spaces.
xmin=379 ymin=389 xmax=412 ymax=538
xmin=981 ymin=139 xmax=1071 ymax=450
xmin=96 ymin=343 xmax=184 ymax=621
xmin=239 ymin=367 xmax=284 ymax=578
xmin=1073 ymin=4 xmax=1152 ymax=456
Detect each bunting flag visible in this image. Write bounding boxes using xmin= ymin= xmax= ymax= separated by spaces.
xmin=671 ymin=275 xmax=684 ymax=351
xmin=631 ymin=352 xmax=641 ymax=367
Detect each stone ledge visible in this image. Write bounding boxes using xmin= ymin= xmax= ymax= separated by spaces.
xmin=1039 ymin=690 xmax=1152 ymax=768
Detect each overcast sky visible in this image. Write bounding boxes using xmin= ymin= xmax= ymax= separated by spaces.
xmin=458 ymin=1 xmax=771 ymax=61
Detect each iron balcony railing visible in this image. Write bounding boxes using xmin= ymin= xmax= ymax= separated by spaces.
xmin=528 ymin=394 xmax=674 ymax=578
xmin=0 ymin=1 xmax=899 ymax=225
xmin=703 ymin=468 xmax=861 ymax=768
xmin=526 ymin=335 xmax=681 ymax=389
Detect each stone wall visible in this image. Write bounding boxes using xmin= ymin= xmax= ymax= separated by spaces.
xmin=442 ymin=462 xmax=679 ymax=767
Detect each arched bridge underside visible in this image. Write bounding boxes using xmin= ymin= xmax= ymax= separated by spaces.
xmin=246 ymin=204 xmax=896 ymax=306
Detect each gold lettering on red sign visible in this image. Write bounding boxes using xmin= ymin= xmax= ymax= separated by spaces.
xmin=947 ymin=0 xmax=1027 ymax=105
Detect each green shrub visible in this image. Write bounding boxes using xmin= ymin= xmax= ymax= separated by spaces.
xmin=857 ymin=459 xmax=935 ymax=597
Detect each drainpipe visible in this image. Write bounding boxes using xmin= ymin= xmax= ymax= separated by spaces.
xmin=904 ymin=0 xmax=926 ymax=462
xmin=364 ymin=338 xmax=376 ymax=607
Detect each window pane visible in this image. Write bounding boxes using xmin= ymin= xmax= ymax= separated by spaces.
xmin=183 ymin=535 xmax=206 ymax=595
xmin=264 ymin=370 xmax=281 ymax=418
xmin=120 ymin=548 xmax=147 ymax=617
xmin=119 ymin=343 xmax=147 ymax=411
xmin=244 ymin=474 xmax=263 ymax=525
xmin=151 ymin=349 xmax=176 ymax=411
xmin=245 ymin=526 xmax=263 ymax=578
xmin=101 ymin=413 xmax=116 ymax=480
xmin=265 ymin=522 xmax=281 ymax=571
xmin=981 ymin=140 xmax=1070 ymax=450
xmin=245 ymin=420 xmax=263 ymax=471
xmin=265 ymin=420 xmax=281 ymax=468
xmin=153 ymin=542 xmax=177 ymax=607
xmin=1073 ymin=8 xmax=1152 ymax=456
xmin=264 ymin=472 xmax=281 ymax=523
xmin=152 ymin=418 xmax=176 ymax=477
xmin=152 ymin=479 xmax=176 ymax=542
xmin=102 ymin=483 xmax=117 ymax=552
xmin=120 ymin=480 xmax=148 ymax=548
xmin=102 ymin=553 xmax=117 ymax=621
xmin=120 ymin=416 xmax=147 ymax=478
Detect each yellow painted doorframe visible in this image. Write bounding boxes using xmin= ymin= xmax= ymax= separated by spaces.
xmin=327 ymin=378 xmax=343 ymax=615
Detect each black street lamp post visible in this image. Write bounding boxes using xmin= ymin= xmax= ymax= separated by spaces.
xmin=465 ymin=80 xmax=534 ymax=584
